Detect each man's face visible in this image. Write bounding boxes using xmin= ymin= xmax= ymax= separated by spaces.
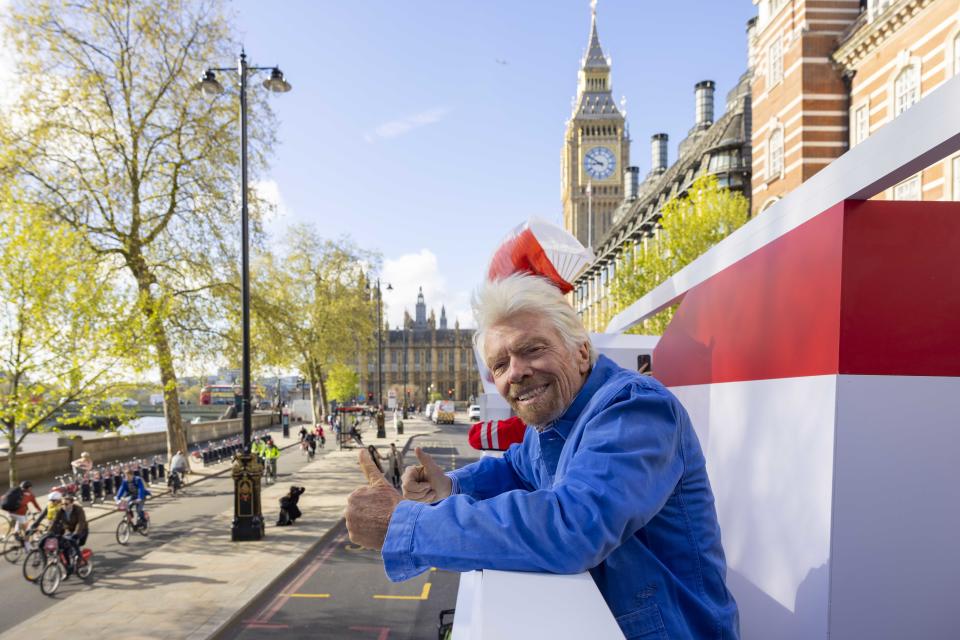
xmin=484 ymin=311 xmax=590 ymax=427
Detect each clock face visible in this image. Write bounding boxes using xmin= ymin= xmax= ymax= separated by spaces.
xmin=583 ymin=146 xmax=616 ymax=180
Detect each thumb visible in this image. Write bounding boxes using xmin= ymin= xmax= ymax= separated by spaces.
xmin=358 ymin=449 xmax=390 ymax=488
xmin=415 ymin=447 xmax=444 ymax=478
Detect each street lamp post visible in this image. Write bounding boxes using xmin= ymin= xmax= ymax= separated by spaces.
xmin=194 ymin=51 xmax=291 ymax=542
xmin=402 ymin=325 xmax=408 ymax=420
xmin=372 ymin=278 xmax=391 ymax=438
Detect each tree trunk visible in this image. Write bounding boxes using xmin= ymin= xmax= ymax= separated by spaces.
xmin=7 ymin=434 xmax=17 ymax=488
xmin=129 ymin=257 xmax=188 ymax=460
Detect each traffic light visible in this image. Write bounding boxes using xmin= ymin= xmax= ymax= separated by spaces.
xmin=367 ymin=392 xmax=374 ymax=402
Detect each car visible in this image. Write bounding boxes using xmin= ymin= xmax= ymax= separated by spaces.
xmin=468 ymin=405 xmax=481 ymax=421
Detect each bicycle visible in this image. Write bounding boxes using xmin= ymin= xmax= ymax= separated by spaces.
xmin=167 ymin=469 xmax=185 ymax=496
xmin=0 ymin=512 xmax=12 ymax=539
xmin=2 ymin=515 xmax=42 ymax=563
xmin=263 ymin=458 xmax=277 ymax=484
xmin=38 ymin=535 xmax=93 ymax=596
xmin=115 ymin=499 xmax=150 ymax=545
xmin=22 ymin=530 xmax=61 ymax=582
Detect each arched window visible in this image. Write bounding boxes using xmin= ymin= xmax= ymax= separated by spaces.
xmin=894 ymin=65 xmax=919 ymax=116
xmin=767 ymin=128 xmax=784 ymax=180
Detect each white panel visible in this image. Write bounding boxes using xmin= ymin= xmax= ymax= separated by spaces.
xmin=671 ymin=376 xmax=838 ymax=640
xmin=606 ymin=75 xmax=960 ymax=333
xmin=830 ymin=375 xmax=960 ymax=640
xmin=476 ymin=570 xmax=624 ymax=639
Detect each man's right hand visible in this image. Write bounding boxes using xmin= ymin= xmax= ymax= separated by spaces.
xmin=401 ymin=447 xmax=452 ymax=503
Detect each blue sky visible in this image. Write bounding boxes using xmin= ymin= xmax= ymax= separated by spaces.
xmin=234 ymin=0 xmax=756 ymax=328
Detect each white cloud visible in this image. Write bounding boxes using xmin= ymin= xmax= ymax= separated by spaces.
xmin=254 ymin=179 xmax=290 ymax=223
xmin=381 ymin=249 xmax=475 ymax=330
xmin=363 ymin=106 xmax=450 ymax=143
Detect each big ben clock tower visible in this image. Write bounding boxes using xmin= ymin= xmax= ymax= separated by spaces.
xmin=561 ymin=1 xmax=629 ymax=249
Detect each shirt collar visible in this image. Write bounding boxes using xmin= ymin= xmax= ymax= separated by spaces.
xmin=544 ymin=354 xmax=616 ymax=440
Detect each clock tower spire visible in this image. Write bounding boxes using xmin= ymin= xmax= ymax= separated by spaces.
xmin=561 ymin=0 xmax=630 ymax=249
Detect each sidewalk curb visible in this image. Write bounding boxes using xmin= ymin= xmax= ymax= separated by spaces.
xmin=208 ymin=518 xmax=347 ymax=640
xmin=205 ymin=424 xmax=439 ymax=640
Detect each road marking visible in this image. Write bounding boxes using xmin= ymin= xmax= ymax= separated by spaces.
xmin=373 ymin=582 xmax=431 ymax=600
xmin=281 ymin=593 xmax=330 ymax=598
xmin=247 ymin=531 xmax=346 ymax=626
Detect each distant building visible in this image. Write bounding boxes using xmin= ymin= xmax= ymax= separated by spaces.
xmin=568 ymin=9 xmax=753 ymax=332
xmin=750 ymin=0 xmax=960 ymax=214
xmin=561 ymin=3 xmax=630 ymax=250
xmin=357 ymin=288 xmax=481 ymax=406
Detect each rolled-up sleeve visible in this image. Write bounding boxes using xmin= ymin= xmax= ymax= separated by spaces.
xmin=381 ymin=383 xmax=685 ymax=581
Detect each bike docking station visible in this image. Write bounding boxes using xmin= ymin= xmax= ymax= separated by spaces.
xmin=231 ymin=450 xmax=265 ymax=541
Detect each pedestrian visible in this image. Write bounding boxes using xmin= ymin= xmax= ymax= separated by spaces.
xmin=350 ymin=423 xmax=364 ymax=446
xmin=388 ymin=443 xmax=404 ymax=490
xmin=277 ymin=486 xmax=306 ymax=526
xmin=366 ymin=445 xmax=384 ymax=473
xmin=71 ymin=451 xmax=94 ymax=476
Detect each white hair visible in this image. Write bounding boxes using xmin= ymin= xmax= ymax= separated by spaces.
xmin=472 ymin=273 xmax=597 ymax=365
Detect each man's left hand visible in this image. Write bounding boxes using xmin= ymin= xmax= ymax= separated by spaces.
xmin=345 ymin=449 xmax=401 ymax=550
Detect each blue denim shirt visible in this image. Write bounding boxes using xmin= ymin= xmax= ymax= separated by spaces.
xmin=382 ymin=355 xmax=739 ymax=639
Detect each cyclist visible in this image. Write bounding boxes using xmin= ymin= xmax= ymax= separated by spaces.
xmin=305 ymin=431 xmax=317 ymax=459
xmin=263 ymin=439 xmax=280 ymax=479
xmin=115 ymin=469 xmax=151 ymax=526
xmin=169 ymin=449 xmax=189 ymax=490
xmin=298 ymin=425 xmax=308 ymax=441
xmin=70 ymin=451 xmax=94 ymax=476
xmin=2 ymin=480 xmax=41 ymax=538
xmin=52 ymin=494 xmax=87 ymax=573
xmin=250 ymin=436 xmax=263 ymax=461
xmin=314 ymin=424 xmax=325 ymax=448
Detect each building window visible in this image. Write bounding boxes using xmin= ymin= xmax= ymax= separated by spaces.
xmin=767 ymin=37 xmax=783 ymax=88
xmin=953 ymin=156 xmax=960 ymax=200
xmin=893 ymin=175 xmax=921 ymax=201
xmin=767 ymin=128 xmax=784 ymax=180
xmin=852 ymin=104 xmax=869 ymax=146
xmin=894 ymin=65 xmax=919 ymax=117
xmin=954 ymin=34 xmax=960 ymax=77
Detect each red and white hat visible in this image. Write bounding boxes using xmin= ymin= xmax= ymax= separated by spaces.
xmin=486 ymin=217 xmax=594 ymax=293
xmin=468 ymin=416 xmax=528 ymax=451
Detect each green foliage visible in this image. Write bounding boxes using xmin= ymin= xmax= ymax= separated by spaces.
xmin=249 ymin=227 xmax=378 ymax=420
xmin=0 ymin=192 xmax=136 ymax=484
xmin=1 ymin=0 xmax=279 ymax=456
xmin=610 ymin=174 xmax=749 ymax=335
xmin=326 ymin=364 xmax=359 ymax=403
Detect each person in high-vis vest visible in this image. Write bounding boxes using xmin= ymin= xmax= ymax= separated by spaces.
xmin=263 ymin=440 xmax=280 ymax=480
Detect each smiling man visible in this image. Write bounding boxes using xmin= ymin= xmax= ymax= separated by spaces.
xmin=345 ymin=273 xmax=739 ymax=639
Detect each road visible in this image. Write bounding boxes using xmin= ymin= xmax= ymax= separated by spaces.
xmin=219 ymin=423 xmax=478 ymax=640
xmin=0 ymin=433 xmax=315 ymax=634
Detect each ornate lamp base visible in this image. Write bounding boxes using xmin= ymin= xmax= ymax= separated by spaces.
xmin=231 ymin=452 xmax=265 ymax=541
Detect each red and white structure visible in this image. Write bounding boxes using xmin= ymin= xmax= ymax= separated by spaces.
xmin=607 ymin=74 xmax=960 ymax=639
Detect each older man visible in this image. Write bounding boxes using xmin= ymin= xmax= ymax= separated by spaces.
xmin=346 ymin=273 xmax=739 ymax=639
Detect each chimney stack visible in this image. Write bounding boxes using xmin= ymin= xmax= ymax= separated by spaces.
xmin=625 ymin=166 xmax=640 ymax=198
xmin=695 ymin=80 xmax=715 ymax=129
xmin=746 ymin=17 xmax=757 ymax=70
xmin=650 ymin=133 xmax=668 ymax=174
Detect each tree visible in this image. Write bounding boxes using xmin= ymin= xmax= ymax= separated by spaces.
xmin=250 ymin=228 xmax=377 ymax=423
xmin=0 ymin=194 xmax=135 ymax=486
xmin=1 ymin=0 xmax=276 ymax=458
xmin=326 ymin=364 xmax=359 ymax=404
xmin=610 ymin=174 xmax=750 ymax=334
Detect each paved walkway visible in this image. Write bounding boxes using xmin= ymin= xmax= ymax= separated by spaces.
xmin=0 ymin=418 xmax=439 ymax=640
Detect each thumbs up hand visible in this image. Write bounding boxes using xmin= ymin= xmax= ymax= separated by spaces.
xmin=401 ymin=447 xmax=452 ymax=503
xmin=345 ymin=448 xmax=401 ymax=550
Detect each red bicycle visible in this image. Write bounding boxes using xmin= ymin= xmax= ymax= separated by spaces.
xmin=38 ymin=535 xmax=93 ymax=595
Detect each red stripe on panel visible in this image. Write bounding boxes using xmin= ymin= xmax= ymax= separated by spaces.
xmin=654 ymin=203 xmax=846 ymax=387
xmin=839 ymin=200 xmax=960 ymax=376
xmin=654 ymin=200 xmax=960 ymax=387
